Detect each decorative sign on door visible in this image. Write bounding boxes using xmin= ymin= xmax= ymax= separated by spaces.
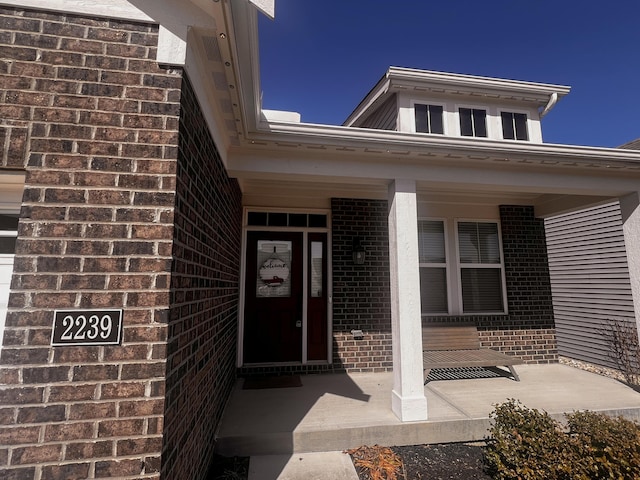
xmin=256 ymin=241 xmax=291 ymax=297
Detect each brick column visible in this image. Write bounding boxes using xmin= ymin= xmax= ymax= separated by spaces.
xmin=0 ymin=8 xmax=181 ymax=479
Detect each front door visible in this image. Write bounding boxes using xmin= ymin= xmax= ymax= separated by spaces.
xmin=244 ymin=231 xmax=303 ymax=363
xmin=243 ymin=230 xmax=329 ymax=364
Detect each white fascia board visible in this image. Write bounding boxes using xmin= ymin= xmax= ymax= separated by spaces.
xmin=250 ymin=121 xmax=640 ymax=168
xmin=387 ymin=66 xmax=571 ymax=99
xmin=229 ymin=0 xmax=263 ymax=134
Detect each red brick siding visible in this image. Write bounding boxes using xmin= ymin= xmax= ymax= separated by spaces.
xmin=0 ymin=8 xmax=180 ymax=479
xmin=161 ymin=75 xmax=242 ymax=479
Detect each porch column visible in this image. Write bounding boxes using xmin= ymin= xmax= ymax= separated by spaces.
xmin=620 ymin=192 xmax=640 ymax=339
xmin=387 ymin=179 xmax=428 ymax=422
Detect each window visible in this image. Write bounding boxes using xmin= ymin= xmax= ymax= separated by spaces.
xmin=418 ymin=219 xmax=506 ymax=315
xmin=418 ymin=220 xmax=448 ymax=314
xmin=414 ymin=104 xmax=444 ymax=134
xmin=0 ymin=214 xmax=18 ymax=255
xmin=457 ymin=221 xmax=504 ymax=313
xmin=459 ymin=108 xmax=487 ymax=137
xmin=501 ymin=112 xmax=528 ymax=140
xmin=247 ymin=211 xmax=327 ymax=228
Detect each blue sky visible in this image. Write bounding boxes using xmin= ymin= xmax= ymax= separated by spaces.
xmin=258 ymin=1 xmax=640 ymax=148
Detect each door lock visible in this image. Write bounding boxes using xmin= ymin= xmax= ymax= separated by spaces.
xmin=295 ymin=320 xmax=302 ymax=328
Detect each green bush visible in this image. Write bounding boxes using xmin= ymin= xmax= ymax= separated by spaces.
xmin=484 ymin=399 xmax=640 ymax=480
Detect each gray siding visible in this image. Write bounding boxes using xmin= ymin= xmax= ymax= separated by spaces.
xmin=545 ymin=202 xmax=635 ymax=368
xmin=357 ymin=94 xmax=397 ymax=130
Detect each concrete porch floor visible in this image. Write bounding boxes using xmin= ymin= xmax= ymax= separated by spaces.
xmin=215 ymin=364 xmax=640 ymax=457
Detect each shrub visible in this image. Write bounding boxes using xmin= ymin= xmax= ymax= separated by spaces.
xmin=484 ymin=399 xmax=575 ymax=479
xmin=601 ymin=317 xmax=640 ymax=387
xmin=567 ymin=410 xmax=640 ymax=479
xmin=484 ymin=399 xmax=640 ymax=480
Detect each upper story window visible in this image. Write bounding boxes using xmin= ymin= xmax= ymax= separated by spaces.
xmin=501 ymin=112 xmax=529 ymax=141
xmin=414 ymin=104 xmax=444 ymax=134
xmin=459 ymin=108 xmax=487 ymax=137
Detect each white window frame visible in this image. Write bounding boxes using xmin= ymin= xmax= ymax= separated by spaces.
xmin=498 ymin=108 xmax=530 ymax=141
xmin=456 ymin=104 xmax=489 ymax=138
xmin=417 ymin=218 xmax=451 ymax=315
xmin=418 ymin=217 xmax=508 ymax=316
xmin=454 ymin=219 xmax=508 ymax=315
xmin=411 ymin=100 xmax=447 ymax=135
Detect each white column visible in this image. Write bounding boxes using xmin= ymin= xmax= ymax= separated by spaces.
xmin=388 ymin=179 xmax=428 ymax=422
xmin=620 ymin=192 xmax=640 ymax=340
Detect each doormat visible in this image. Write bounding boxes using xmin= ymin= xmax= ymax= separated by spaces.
xmin=242 ymin=375 xmax=302 ymax=390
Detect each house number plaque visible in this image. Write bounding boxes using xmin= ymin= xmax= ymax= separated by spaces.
xmin=51 ymin=309 xmax=123 ymax=346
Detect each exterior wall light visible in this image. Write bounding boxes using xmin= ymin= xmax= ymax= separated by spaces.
xmin=352 ymin=237 xmax=366 ymax=265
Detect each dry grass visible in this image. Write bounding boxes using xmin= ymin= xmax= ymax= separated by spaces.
xmin=346 ymin=445 xmax=405 ymax=480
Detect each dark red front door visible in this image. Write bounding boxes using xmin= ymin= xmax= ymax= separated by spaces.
xmin=244 ymin=231 xmax=303 ymax=363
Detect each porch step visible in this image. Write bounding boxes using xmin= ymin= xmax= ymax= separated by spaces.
xmin=215 ymin=417 xmax=492 ymax=457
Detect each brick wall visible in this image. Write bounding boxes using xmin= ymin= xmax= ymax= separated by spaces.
xmin=427 ymin=205 xmax=557 ymax=363
xmin=161 ymin=76 xmax=242 ymax=479
xmin=331 ymin=198 xmax=393 ymax=373
xmin=0 ymin=8 xmax=181 ymax=479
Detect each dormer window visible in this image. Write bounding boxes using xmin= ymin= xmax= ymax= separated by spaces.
xmin=459 ymin=108 xmax=487 ymax=137
xmin=501 ymin=112 xmax=529 ymax=141
xmin=414 ymin=104 xmax=444 ymax=134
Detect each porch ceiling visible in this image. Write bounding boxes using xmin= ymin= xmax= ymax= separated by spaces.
xmin=238 ymin=177 xmax=615 ymax=219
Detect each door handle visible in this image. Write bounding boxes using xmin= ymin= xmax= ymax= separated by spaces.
xmin=295 ymin=320 xmax=302 ymax=328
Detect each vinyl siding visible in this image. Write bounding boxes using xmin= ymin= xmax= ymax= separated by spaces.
xmin=545 ymin=202 xmax=636 ymax=368
xmin=356 ymin=94 xmax=398 ymax=130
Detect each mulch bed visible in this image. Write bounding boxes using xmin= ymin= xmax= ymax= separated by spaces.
xmin=349 ymin=443 xmax=491 ymax=480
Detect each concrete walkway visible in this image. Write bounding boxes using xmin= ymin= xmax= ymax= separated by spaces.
xmin=217 ymin=364 xmax=640 ymax=478
xmin=248 ymin=452 xmax=358 ymax=480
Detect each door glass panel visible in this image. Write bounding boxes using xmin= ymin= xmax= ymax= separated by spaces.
xmin=256 ymin=241 xmax=292 ymax=297
xmin=310 ymin=241 xmax=323 ymax=297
